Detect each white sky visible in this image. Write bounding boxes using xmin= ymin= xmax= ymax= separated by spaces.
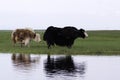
xmin=0 ymin=0 xmax=120 ymax=30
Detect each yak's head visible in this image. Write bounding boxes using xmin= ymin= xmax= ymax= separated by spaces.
xmin=78 ymin=29 xmax=88 ymax=39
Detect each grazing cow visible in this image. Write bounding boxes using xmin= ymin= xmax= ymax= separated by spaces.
xmin=11 ymin=28 xmax=41 ymax=47
xmin=43 ymin=26 xmax=88 ymax=48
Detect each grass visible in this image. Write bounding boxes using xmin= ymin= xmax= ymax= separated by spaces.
xmin=0 ymin=30 xmax=120 ymax=55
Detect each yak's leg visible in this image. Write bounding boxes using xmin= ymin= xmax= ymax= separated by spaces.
xmin=67 ymin=45 xmax=72 ymax=48
xmin=47 ymin=42 xmax=55 ymax=49
xmin=47 ymin=41 xmax=52 ymax=49
xmin=67 ymin=43 xmax=73 ymax=49
xmin=48 ymin=44 xmax=51 ymax=49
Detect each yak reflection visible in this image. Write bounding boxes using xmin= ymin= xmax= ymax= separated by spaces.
xmin=12 ymin=54 xmax=40 ymax=70
xmin=44 ymin=55 xmax=86 ymax=75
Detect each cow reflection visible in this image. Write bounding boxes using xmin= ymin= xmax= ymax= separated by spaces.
xmin=44 ymin=55 xmax=85 ymax=75
xmin=12 ymin=54 xmax=40 ymax=68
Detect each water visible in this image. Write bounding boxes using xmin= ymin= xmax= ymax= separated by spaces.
xmin=0 ymin=53 xmax=120 ymax=80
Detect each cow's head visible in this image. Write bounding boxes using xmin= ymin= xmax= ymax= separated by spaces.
xmin=78 ymin=29 xmax=88 ymax=38
xmin=18 ymin=31 xmax=25 ymax=41
xmin=33 ymin=33 xmax=41 ymax=42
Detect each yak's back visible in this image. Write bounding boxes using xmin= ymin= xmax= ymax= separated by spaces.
xmin=43 ymin=26 xmax=62 ymax=41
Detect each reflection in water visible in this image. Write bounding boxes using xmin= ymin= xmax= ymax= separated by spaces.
xmin=12 ymin=54 xmax=40 ymax=71
xmin=1 ymin=53 xmax=120 ymax=80
xmin=44 ymin=55 xmax=86 ymax=77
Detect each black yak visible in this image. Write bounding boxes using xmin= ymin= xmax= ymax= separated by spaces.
xmin=43 ymin=26 xmax=88 ymax=48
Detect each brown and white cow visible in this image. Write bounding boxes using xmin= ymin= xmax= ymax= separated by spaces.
xmin=11 ymin=28 xmax=41 ymax=47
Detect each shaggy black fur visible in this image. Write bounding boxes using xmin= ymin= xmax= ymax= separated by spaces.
xmin=43 ymin=26 xmax=87 ymax=48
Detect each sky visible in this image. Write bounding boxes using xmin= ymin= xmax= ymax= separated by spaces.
xmin=0 ymin=0 xmax=120 ymax=30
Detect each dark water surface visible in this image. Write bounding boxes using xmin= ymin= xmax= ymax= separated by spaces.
xmin=0 ymin=53 xmax=120 ymax=80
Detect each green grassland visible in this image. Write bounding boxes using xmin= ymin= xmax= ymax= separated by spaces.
xmin=0 ymin=30 xmax=120 ymax=55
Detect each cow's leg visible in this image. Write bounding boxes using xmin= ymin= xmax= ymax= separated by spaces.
xmin=20 ymin=40 xmax=23 ymax=47
xmin=12 ymin=36 xmax=17 ymax=47
xmin=20 ymin=43 xmax=22 ymax=47
xmin=21 ymin=43 xmax=23 ymax=47
xmin=24 ymin=38 xmax=30 ymax=47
